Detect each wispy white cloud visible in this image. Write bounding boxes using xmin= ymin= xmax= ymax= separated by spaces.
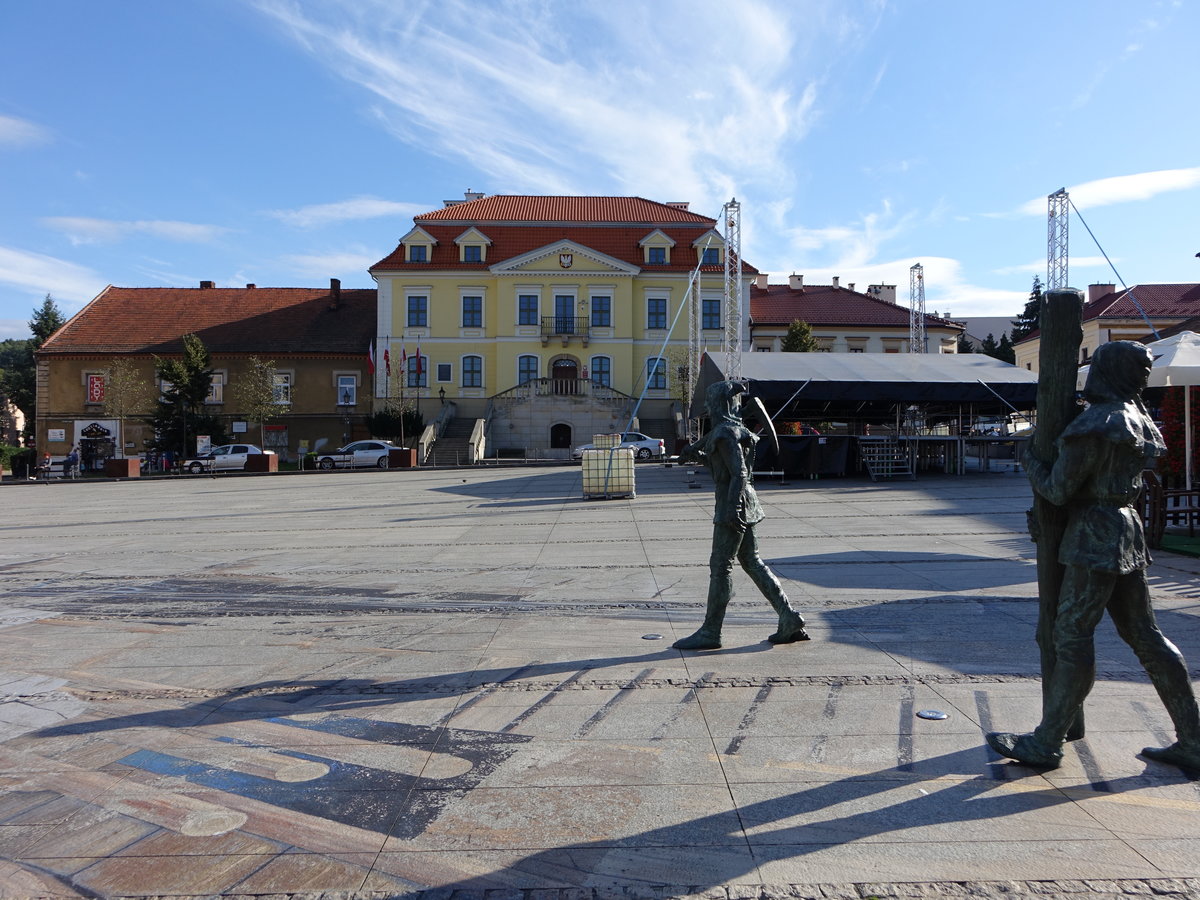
xmin=268 ymin=196 xmax=427 ymax=228
xmin=992 ymin=256 xmax=1111 ymax=276
xmin=0 ymin=114 xmax=50 ymax=147
xmin=0 ymin=318 xmax=33 ymax=341
xmin=280 ymin=250 xmax=379 ymax=278
xmin=1016 ymin=167 xmax=1200 ymax=216
xmin=0 ymin=245 xmax=104 ymax=306
xmin=250 ymin=0 xmax=868 ymax=211
xmin=41 ymin=217 xmax=229 ymax=246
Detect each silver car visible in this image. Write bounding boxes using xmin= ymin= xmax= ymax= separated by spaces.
xmin=185 ymin=444 xmax=270 ymax=474
xmin=572 ymin=432 xmax=665 ymax=460
xmin=316 ymin=440 xmax=403 ymax=469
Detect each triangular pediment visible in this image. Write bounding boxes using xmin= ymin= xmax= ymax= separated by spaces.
xmin=639 ymin=228 xmax=676 ymax=248
xmin=491 ymin=240 xmax=640 ymax=276
xmin=692 ymin=229 xmax=724 ymax=249
xmin=400 ymin=225 xmax=438 ymax=245
xmin=454 ymin=226 xmax=492 ymax=246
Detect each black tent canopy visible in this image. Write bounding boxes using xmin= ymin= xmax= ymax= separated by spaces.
xmin=693 ymin=352 xmax=1039 ymax=421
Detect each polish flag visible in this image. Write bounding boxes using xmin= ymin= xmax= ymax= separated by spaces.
xmin=367 ymin=339 xmax=376 ymax=374
xmin=384 ymin=348 xmax=391 ymax=377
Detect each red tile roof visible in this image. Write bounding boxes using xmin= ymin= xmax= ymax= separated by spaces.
xmin=39 ymin=285 xmax=377 ymax=355
xmin=372 ymin=224 xmax=751 ymax=274
xmin=416 ymin=195 xmax=716 ymax=225
xmin=1013 ymin=283 xmax=1200 ymax=344
xmin=750 ymin=283 xmax=959 ymax=328
xmin=1083 ymin=283 xmax=1200 ymax=322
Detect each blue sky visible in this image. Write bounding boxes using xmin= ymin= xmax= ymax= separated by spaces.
xmin=2 ymin=0 xmax=1198 ymax=340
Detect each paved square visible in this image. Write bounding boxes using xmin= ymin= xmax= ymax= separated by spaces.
xmin=3 ymin=465 xmax=1200 ymax=898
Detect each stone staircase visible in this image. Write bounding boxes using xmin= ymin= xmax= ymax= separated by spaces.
xmin=429 ymin=417 xmax=478 ymax=466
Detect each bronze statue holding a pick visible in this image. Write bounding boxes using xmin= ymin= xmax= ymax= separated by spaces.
xmin=672 ymin=380 xmax=809 ymax=651
xmin=988 ymin=335 xmax=1200 ymax=771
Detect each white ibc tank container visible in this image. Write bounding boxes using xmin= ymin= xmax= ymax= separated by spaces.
xmin=582 ymin=448 xmax=635 ymax=499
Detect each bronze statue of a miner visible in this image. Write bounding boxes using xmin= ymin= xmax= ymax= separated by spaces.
xmin=672 ymin=380 xmax=809 ymax=651
xmin=988 ymin=340 xmax=1200 ymax=771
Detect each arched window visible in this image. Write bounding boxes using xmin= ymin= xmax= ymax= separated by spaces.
xmin=646 ymin=357 xmax=667 ymax=391
xmin=462 ymin=355 xmax=483 ymax=388
xmin=590 ymin=356 xmax=611 ymax=387
xmin=518 ymin=355 xmax=539 ymax=384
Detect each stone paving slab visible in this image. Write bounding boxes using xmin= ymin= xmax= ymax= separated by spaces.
xmin=3 ymin=465 xmax=1200 ymax=898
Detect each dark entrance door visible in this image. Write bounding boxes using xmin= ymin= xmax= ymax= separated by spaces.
xmin=550 ymin=423 xmax=572 ymax=449
xmin=551 ymin=359 xmax=578 ymax=395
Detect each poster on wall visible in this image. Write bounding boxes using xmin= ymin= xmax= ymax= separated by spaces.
xmin=87 ymin=374 xmax=106 ymax=404
xmin=196 ymin=435 xmax=212 ymax=454
xmin=48 ymin=428 xmax=65 ymax=442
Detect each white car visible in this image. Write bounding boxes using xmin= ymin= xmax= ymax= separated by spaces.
xmin=184 ymin=444 xmax=271 ymax=474
xmin=316 ymin=440 xmax=403 ymax=469
xmin=572 ymin=432 xmax=666 ymax=460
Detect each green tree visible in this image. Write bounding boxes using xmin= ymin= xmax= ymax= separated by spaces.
xmin=0 ymin=295 xmax=65 ymax=442
xmin=231 ymin=357 xmax=288 ymax=447
xmin=29 ymin=294 xmax=66 ymax=345
xmin=980 ymin=333 xmax=999 ymax=357
xmin=995 ymin=333 xmax=1016 ymax=364
xmin=101 ymin=358 xmax=152 ymax=457
xmin=956 ymin=333 xmax=975 ymax=354
xmin=147 ymin=333 xmax=226 ymax=458
xmin=780 ymin=319 xmax=820 ymax=352
xmin=1010 ymin=275 xmax=1044 ymax=343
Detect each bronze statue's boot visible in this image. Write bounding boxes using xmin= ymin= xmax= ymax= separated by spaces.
xmin=672 ymin=627 xmax=722 ymax=650
xmin=1140 ymin=742 xmax=1200 ymax=772
xmin=768 ymin=608 xmax=810 ymax=644
xmin=758 ymin=578 xmax=809 ymax=644
xmin=986 ymin=731 xmax=1063 ymax=769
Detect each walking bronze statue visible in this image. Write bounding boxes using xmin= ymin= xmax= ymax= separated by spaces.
xmin=987 ymin=340 xmax=1200 ymax=770
xmin=672 ymin=380 xmax=809 ymax=650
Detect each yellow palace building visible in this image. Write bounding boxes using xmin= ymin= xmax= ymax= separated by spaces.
xmin=370 ymin=193 xmax=750 ymax=458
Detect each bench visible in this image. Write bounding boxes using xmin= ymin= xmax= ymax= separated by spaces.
xmin=1141 ymin=471 xmax=1200 ymax=547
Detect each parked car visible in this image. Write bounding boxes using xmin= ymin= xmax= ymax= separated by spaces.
xmin=315 ymin=440 xmax=404 ymax=469
xmin=184 ymin=444 xmax=272 ymax=474
xmin=572 ymin=432 xmax=665 ymax=460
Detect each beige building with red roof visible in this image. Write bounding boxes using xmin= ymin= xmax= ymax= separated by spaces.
xmin=35 ymin=280 xmax=375 ymax=465
xmin=370 ymin=192 xmax=751 ymax=455
xmin=1013 ymin=283 xmax=1200 ymax=372
xmin=748 ymin=274 xmax=964 ymax=354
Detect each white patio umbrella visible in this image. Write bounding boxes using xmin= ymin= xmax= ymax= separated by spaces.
xmin=1079 ymin=331 xmax=1200 ymax=488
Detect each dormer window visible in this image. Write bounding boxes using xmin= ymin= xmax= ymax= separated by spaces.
xmin=702 ymin=247 xmax=720 ymax=265
xmin=639 ymin=228 xmax=675 ymax=266
xmin=454 ymin=227 xmax=491 ymax=263
xmin=399 ymin=225 xmax=438 ymax=263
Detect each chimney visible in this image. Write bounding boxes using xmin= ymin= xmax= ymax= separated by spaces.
xmin=788 ymin=273 xmax=804 ymax=290
xmin=464 ymin=189 xmax=485 ymax=202
xmin=832 ymin=276 xmax=840 ymax=289
xmin=666 ymin=202 xmax=690 ymax=211
xmin=245 ymin=283 xmax=256 ymax=290
xmin=330 ymin=277 xmax=342 ymax=310
xmin=754 ymin=273 xmax=768 ymax=290
xmin=199 ymin=280 xmax=215 ymax=289
xmin=847 ymin=282 xmax=855 ymax=292
xmin=1088 ymin=283 xmax=1116 ymax=304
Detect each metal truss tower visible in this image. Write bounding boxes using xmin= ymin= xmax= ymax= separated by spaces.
xmin=908 ymin=262 xmax=926 ymax=353
xmin=722 ymin=198 xmax=743 ymax=380
xmin=1047 ymin=188 xmax=1069 ymax=290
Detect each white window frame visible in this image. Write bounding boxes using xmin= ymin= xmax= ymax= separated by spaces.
xmin=205 ymin=371 xmax=225 ymax=404
xmin=646 ymin=356 xmax=667 ymax=391
xmin=406 ymin=292 xmax=429 ymax=329
xmin=646 ymin=296 xmax=668 ymax=331
xmin=335 ymin=374 xmax=357 ymax=406
xmin=517 ymin=291 xmax=541 ymax=327
xmin=272 ymin=372 xmax=292 ymax=404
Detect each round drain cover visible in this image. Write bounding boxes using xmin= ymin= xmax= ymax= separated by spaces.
xmin=916 ymin=709 xmax=949 ymax=720
xmin=642 ymin=633 xmax=665 ymax=640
